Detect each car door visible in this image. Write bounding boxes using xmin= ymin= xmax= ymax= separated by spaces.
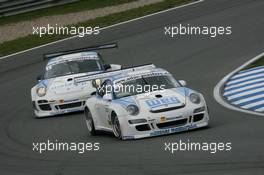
xmin=95 ymin=80 xmax=112 ymax=128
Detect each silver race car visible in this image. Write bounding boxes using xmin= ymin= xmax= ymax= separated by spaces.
xmin=81 ymin=64 xmax=209 ymax=140
xmin=31 ymin=43 xmax=121 ymax=118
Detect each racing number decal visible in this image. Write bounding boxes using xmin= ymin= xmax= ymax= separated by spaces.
xmin=146 ymin=96 xmax=181 ymax=108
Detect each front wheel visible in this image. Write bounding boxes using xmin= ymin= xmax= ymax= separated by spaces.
xmin=84 ymin=108 xmax=97 ymax=135
xmin=111 ymin=113 xmax=122 ymax=140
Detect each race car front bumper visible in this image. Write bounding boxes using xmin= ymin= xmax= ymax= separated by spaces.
xmin=32 ymin=98 xmax=87 ymax=117
xmin=119 ymin=105 xmax=209 ymax=140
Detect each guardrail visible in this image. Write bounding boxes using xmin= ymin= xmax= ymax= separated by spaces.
xmin=0 ymin=0 xmax=79 ymax=18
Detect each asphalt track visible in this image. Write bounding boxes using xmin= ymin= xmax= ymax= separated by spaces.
xmin=0 ymin=0 xmax=264 ymax=174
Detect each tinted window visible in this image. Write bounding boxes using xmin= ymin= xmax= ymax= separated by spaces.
xmin=44 ymin=60 xmax=102 ymax=79
xmin=114 ymin=75 xmax=180 ymax=98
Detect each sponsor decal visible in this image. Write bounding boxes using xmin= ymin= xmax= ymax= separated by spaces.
xmin=160 ymin=116 xmax=167 ymax=123
xmin=50 ymin=108 xmax=82 ymax=115
xmin=150 ymin=124 xmax=197 ymax=137
xmin=47 ymin=54 xmax=99 ymax=69
xmin=122 ymin=136 xmax=135 ymax=140
xmin=146 ymin=96 xmax=181 ymax=108
xmin=115 ymin=71 xmax=168 ymax=84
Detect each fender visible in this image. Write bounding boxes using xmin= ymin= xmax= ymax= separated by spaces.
xmin=31 ymin=86 xmax=37 ymax=101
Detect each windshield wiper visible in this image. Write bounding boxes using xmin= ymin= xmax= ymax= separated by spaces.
xmin=141 ymin=75 xmax=148 ymax=85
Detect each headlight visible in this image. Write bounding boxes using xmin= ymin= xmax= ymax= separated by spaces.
xmin=126 ymin=105 xmax=139 ymax=115
xmin=189 ymin=93 xmax=201 ymax=104
xmin=36 ymin=87 xmax=47 ymax=97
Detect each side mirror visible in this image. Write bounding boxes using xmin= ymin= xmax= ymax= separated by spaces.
xmin=109 ymin=64 xmax=122 ymax=71
xmin=103 ymin=64 xmax=111 ymax=70
xmin=91 ymin=79 xmax=101 ymax=88
xmin=103 ymin=93 xmax=112 ymax=101
xmin=37 ymin=75 xmax=44 ymax=82
xmin=179 ymin=80 xmax=187 ymax=86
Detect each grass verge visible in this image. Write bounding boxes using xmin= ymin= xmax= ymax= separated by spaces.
xmin=0 ymin=0 xmax=195 ymax=57
xmin=244 ymin=56 xmax=264 ymax=70
xmin=0 ymin=0 xmax=136 ymax=26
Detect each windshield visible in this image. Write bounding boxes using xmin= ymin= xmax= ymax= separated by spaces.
xmin=114 ymin=75 xmax=180 ymax=99
xmin=44 ymin=59 xmax=102 ymax=79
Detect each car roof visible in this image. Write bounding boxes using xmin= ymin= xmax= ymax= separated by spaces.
xmin=47 ymin=51 xmax=100 ymax=66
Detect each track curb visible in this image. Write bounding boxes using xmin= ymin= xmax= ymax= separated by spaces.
xmin=213 ymin=52 xmax=264 ymax=116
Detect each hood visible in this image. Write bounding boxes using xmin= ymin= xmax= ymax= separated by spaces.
xmin=135 ymin=88 xmax=186 ymax=112
xmin=114 ymin=87 xmax=191 ymax=112
xmin=38 ymin=71 xmax=101 ymax=96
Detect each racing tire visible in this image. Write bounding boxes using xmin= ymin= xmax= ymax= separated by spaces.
xmin=84 ymin=107 xmax=97 ymax=136
xmin=111 ymin=112 xmax=122 ymax=140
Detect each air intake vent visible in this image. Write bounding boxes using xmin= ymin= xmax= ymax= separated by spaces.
xmin=155 ymin=94 xmax=162 ymax=98
xmin=157 ymin=118 xmax=187 ymax=129
xmin=150 ymin=105 xmax=185 ymax=113
xmin=193 ymin=114 xmax=204 ymax=122
xmin=57 ymin=102 xmax=83 ymax=110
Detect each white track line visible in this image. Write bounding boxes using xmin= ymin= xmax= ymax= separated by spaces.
xmin=225 ymin=77 xmax=264 ymax=90
xmin=242 ymin=100 xmax=264 ymax=109
xmin=233 ymin=93 xmax=264 ymax=105
xmin=231 ymin=66 xmax=264 ymax=79
xmin=255 ymin=106 xmax=264 ymax=112
xmin=0 ymin=0 xmax=204 ymax=60
xmin=226 ymin=73 xmax=264 ymax=85
xmin=227 ymin=87 xmax=264 ymax=100
xmin=213 ymin=52 xmax=264 ymax=116
xmin=224 ymin=82 xmax=264 ymax=96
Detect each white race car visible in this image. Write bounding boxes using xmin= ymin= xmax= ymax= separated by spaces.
xmin=31 ymin=43 xmax=121 ymax=118
xmin=82 ymin=64 xmax=209 ymax=140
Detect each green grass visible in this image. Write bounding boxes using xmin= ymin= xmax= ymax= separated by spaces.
xmin=0 ymin=0 xmax=135 ymax=26
xmin=244 ymin=56 xmax=264 ymax=70
xmin=0 ymin=0 xmax=195 ymax=57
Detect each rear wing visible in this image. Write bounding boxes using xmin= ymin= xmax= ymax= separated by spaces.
xmin=74 ymin=64 xmax=156 ymax=84
xmin=43 ymin=43 xmax=118 ymax=60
